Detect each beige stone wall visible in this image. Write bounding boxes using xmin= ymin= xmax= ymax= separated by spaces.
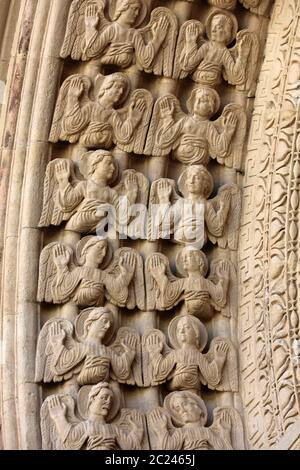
xmin=0 ymin=0 xmax=299 ymax=450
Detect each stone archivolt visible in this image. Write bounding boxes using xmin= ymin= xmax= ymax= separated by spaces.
xmin=34 ymin=0 xmax=268 ymax=450
xmin=5 ymin=0 xmax=300 ymax=452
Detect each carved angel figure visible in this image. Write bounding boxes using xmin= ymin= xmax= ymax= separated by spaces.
xmin=61 ymin=0 xmax=178 ymax=77
xmin=148 ymin=392 xmax=245 ymax=450
xmin=35 ymin=307 xmax=142 ymax=387
xmin=175 ymin=9 xmax=259 ymax=96
xmin=148 ymin=165 xmax=241 ymax=249
xmin=146 ymin=247 xmax=231 ymax=319
xmin=37 ymin=237 xmax=145 ymax=310
xmin=143 ymin=315 xmax=238 ymax=392
xmin=145 ymin=86 xmax=246 ymax=169
xmin=39 ymin=150 xmax=149 ymax=236
xmin=41 ymin=382 xmax=145 ymax=450
xmin=50 ymin=72 xmax=153 ymax=153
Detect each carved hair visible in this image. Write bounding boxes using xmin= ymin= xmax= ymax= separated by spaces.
xmin=86 ymin=150 xmax=116 ymax=178
xmin=83 ymin=307 xmax=114 ymax=340
xmin=181 ymin=246 xmax=209 ymax=276
xmin=87 ymin=382 xmax=113 ymax=410
xmin=80 ymin=238 xmax=108 ymax=265
xmin=113 ymin=0 xmax=141 ymax=21
xmin=98 ymin=73 xmax=129 ymax=100
xmin=211 ymin=13 xmax=233 ymax=36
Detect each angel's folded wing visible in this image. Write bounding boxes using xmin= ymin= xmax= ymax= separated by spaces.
xmin=205 ymin=337 xmax=238 ymax=392
xmin=137 ymin=7 xmax=178 ymax=78
xmin=210 ymin=407 xmax=245 ymax=450
xmin=115 ymin=89 xmax=153 ymax=155
xmin=111 ymin=327 xmax=143 ymax=387
xmin=173 ymin=20 xmax=205 ymax=79
xmin=144 ymin=94 xmax=184 ymax=157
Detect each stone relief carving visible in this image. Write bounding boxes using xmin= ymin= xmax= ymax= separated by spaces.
xmin=49 ymin=72 xmax=153 ymax=152
xmin=61 ymin=0 xmax=178 ymax=78
xmin=146 ymin=247 xmax=233 ymax=319
xmin=147 ymin=392 xmax=245 ymax=450
xmin=208 ymin=0 xmax=272 ymax=14
xmin=145 ymin=86 xmax=246 ymax=168
xmin=174 ymin=9 xmax=259 ymax=96
xmin=148 ymin=165 xmax=241 ymax=248
xmin=35 ymin=307 xmax=142 ymax=387
xmin=41 ymin=382 xmax=145 ymax=450
xmin=39 ymin=150 xmax=149 ymax=236
xmin=37 ymin=238 xmax=145 ymax=310
xmin=143 ymin=315 xmax=238 ymax=392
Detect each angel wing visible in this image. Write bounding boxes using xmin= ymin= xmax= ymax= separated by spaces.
xmin=208 ymin=259 xmax=237 ymax=318
xmin=110 ymin=327 xmax=143 ymax=387
xmin=136 ymin=8 xmax=178 ymax=78
xmin=142 ymin=329 xmax=171 ymax=387
xmin=105 ymin=248 xmax=145 ymax=310
xmin=173 ymin=20 xmax=205 ymax=79
xmin=37 ymin=242 xmax=75 ymax=304
xmin=35 ymin=319 xmax=79 ymax=383
xmin=210 ymin=407 xmax=245 ymax=450
xmin=147 ymin=179 xmax=180 ymax=242
xmin=61 ymin=0 xmax=109 ymax=60
xmin=207 ymin=184 xmax=242 ymax=250
xmin=147 ymin=407 xmax=176 ymax=451
xmin=115 ymin=89 xmax=153 ymax=155
xmin=211 ymin=104 xmax=247 ymax=171
xmin=228 ymin=30 xmax=260 ymax=98
xmin=144 ymin=94 xmax=185 ymax=156
xmin=145 ymin=253 xmax=178 ymax=311
xmin=41 ymin=395 xmax=82 ymax=450
xmin=114 ymin=408 xmax=148 ymax=450
xmin=49 ymin=74 xmax=92 ymax=143
xmin=115 ymin=169 xmax=149 ymax=207
xmin=39 ymin=159 xmax=80 ymax=228
xmin=204 ymin=337 xmax=238 ymax=392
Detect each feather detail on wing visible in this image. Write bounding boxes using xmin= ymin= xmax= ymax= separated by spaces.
xmin=137 ymin=8 xmax=178 ymax=78
xmin=61 ymin=0 xmax=109 ymax=60
xmin=115 ymin=89 xmax=153 ymax=155
xmin=104 ymin=248 xmax=145 ymax=310
xmin=110 ymin=327 xmax=142 ymax=387
xmin=211 ymin=103 xmax=247 ymax=171
xmin=228 ymin=30 xmax=260 ymax=97
xmin=49 ymin=74 xmax=92 ymax=143
xmin=204 ymin=337 xmax=238 ymax=392
xmin=41 ymin=395 xmax=81 ymax=450
xmin=147 ymin=407 xmax=175 ymax=450
xmin=144 ymin=94 xmax=185 ymax=156
xmin=142 ymin=329 xmax=171 ymax=387
xmin=173 ymin=20 xmax=205 ymax=79
xmin=35 ymin=319 xmax=76 ymax=383
xmin=210 ymin=407 xmax=245 ymax=450
xmin=39 ymin=159 xmax=79 ymax=228
xmin=37 ymin=242 xmax=75 ymax=304
xmin=145 ymin=253 xmax=178 ymax=311
xmin=207 ymin=184 xmax=241 ymax=250
xmin=115 ymin=408 xmax=147 ymax=450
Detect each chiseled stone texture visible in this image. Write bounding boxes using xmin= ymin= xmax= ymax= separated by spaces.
xmin=0 ymin=0 xmax=299 ymax=451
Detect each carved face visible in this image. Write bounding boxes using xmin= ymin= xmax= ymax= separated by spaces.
xmin=119 ymin=1 xmax=140 ymax=26
xmin=88 ymin=387 xmax=113 ymax=419
xmin=182 ymin=250 xmax=205 ymax=274
xmin=210 ymin=15 xmax=232 ymax=44
xmin=176 ymin=317 xmax=198 ymax=347
xmin=186 ymin=167 xmax=204 ymax=195
xmin=93 ymin=154 xmax=116 ymax=182
xmin=171 ymin=396 xmax=205 ymax=425
xmin=193 ymin=90 xmax=215 ymax=118
xmin=85 ymin=241 xmax=107 ymax=266
xmin=87 ymin=312 xmax=112 ymax=341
